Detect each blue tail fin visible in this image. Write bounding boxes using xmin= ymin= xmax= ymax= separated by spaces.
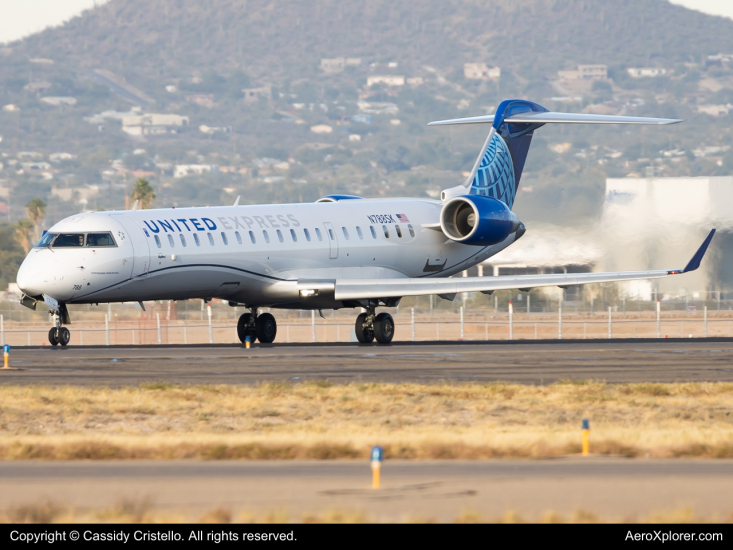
xmin=468 ymin=99 xmax=548 ymax=209
xmin=431 ymin=100 xmax=680 ymax=209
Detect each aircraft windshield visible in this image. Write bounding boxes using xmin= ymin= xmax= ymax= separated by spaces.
xmin=52 ymin=234 xmax=85 ymax=247
xmin=35 ymin=233 xmax=57 ymax=247
xmin=86 ymin=233 xmax=116 ymax=247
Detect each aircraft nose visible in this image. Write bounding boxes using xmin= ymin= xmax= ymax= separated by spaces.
xmin=16 ymin=256 xmax=45 ymax=296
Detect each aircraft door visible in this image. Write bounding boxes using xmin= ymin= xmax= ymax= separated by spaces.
xmin=323 ymin=222 xmax=338 ymax=259
xmin=110 ymin=214 xmax=150 ymax=278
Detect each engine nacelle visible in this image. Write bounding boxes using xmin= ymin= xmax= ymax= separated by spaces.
xmin=440 ymin=195 xmax=520 ymax=245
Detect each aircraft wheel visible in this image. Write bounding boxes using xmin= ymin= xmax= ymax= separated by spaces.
xmin=48 ymin=328 xmax=59 ymax=346
xmin=373 ymin=312 xmax=395 ymax=344
xmin=237 ymin=313 xmax=256 ymax=343
xmin=354 ymin=313 xmax=374 ymax=344
xmin=255 ymin=313 xmax=277 ymax=344
xmin=58 ymin=327 xmax=70 ymax=347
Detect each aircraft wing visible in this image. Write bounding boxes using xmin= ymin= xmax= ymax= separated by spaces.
xmin=333 ymin=229 xmax=715 ymax=301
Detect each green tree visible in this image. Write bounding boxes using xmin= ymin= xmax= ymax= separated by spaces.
xmin=14 ymin=219 xmax=34 ymax=254
xmin=25 ymin=197 xmax=47 ymax=240
xmin=131 ymin=178 xmax=156 ymax=209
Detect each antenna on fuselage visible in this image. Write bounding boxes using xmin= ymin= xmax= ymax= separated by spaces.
xmin=131 ymin=200 xmax=139 ymax=211
xmin=233 ymin=196 xmax=241 ymax=206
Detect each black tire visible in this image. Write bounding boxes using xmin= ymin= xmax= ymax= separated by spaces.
xmin=48 ymin=328 xmax=59 ymax=346
xmin=374 ymin=312 xmax=395 ymax=344
xmin=58 ymin=327 xmax=70 ymax=346
xmin=237 ymin=313 xmax=255 ymax=343
xmin=355 ymin=313 xmax=374 ymax=344
xmin=255 ymin=313 xmax=277 ymax=344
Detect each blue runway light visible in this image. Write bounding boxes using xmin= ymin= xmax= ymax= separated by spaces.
xmin=371 ymin=446 xmax=384 ymax=462
xmin=582 ymin=418 xmax=589 ymax=430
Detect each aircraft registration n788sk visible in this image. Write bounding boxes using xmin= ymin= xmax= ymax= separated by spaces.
xmin=16 ymin=99 xmax=716 ymax=346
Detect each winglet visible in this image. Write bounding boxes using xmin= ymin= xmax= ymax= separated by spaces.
xmin=233 ymin=195 xmax=241 ymax=207
xmin=668 ymin=229 xmax=716 ymax=275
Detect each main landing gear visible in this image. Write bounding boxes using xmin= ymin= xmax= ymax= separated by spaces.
xmin=355 ymin=306 xmax=394 ymax=345
xmin=237 ymin=308 xmax=277 ymax=344
xmin=48 ymin=310 xmax=70 ymax=347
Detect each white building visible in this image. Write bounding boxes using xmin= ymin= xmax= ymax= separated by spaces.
xmin=463 ymin=63 xmax=501 ymax=80
xmin=40 ymin=97 xmax=77 ymax=106
xmin=121 ymin=113 xmax=189 ymax=136
xmin=356 ymin=101 xmax=399 ymax=114
xmin=174 ymin=164 xmax=212 ymax=178
xmin=558 ymin=64 xmax=608 ymax=81
xmin=627 ymin=67 xmax=667 ymax=78
xmin=600 ymin=177 xmax=733 ymax=296
xmin=366 ymin=75 xmax=405 ymax=87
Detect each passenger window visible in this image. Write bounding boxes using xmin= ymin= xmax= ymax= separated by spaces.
xmin=395 ymin=225 xmax=402 ymax=238
xmin=304 ymin=229 xmax=311 ymax=241
xmin=180 ymin=234 xmax=187 ymax=247
xmin=315 ymin=228 xmax=322 ymax=241
xmin=342 ymin=227 xmax=349 ymax=240
xmin=53 ymin=233 xmax=84 ymax=247
xmin=221 ymin=232 xmax=228 ymax=245
xmin=249 ymin=231 xmax=256 ymax=244
xmin=207 ymin=232 xmax=215 ymax=246
xmin=86 ymin=233 xmax=116 ymax=247
xmin=356 ymin=226 xmax=363 ymax=239
xmin=263 ymin=230 xmax=270 ymax=243
xmin=168 ymin=234 xmax=175 ymax=247
xmin=328 ymin=228 xmax=335 ymax=240
xmin=235 ymin=231 xmax=242 ymax=244
xmin=382 ymin=225 xmax=389 ymax=238
xmin=276 ymin=229 xmax=284 ymax=243
xmin=408 ymin=224 xmax=415 ymax=238
xmin=290 ymin=229 xmax=297 ymax=242
xmin=194 ymin=234 xmax=200 ymax=246
xmin=154 ymin=235 xmax=161 ymax=248
xmin=370 ymin=226 xmax=377 ymax=239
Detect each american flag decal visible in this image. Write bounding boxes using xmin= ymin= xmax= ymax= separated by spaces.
xmin=396 ymin=213 xmax=410 ymax=223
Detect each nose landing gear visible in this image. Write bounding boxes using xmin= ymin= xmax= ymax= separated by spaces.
xmin=355 ymin=307 xmax=394 ymax=344
xmin=237 ymin=308 xmax=278 ymax=344
xmin=48 ymin=309 xmax=70 ymax=347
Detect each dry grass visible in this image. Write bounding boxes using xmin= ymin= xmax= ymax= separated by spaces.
xmin=1 ymin=381 xmax=733 ymax=459
xmin=1 ymin=501 xmax=730 ymax=524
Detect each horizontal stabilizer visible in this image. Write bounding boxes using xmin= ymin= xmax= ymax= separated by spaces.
xmin=429 ymin=112 xmax=681 ymax=127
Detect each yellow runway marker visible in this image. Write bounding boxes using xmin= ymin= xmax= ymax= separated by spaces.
xmin=582 ymin=418 xmax=590 ymax=456
xmin=371 ymin=446 xmax=383 ymax=489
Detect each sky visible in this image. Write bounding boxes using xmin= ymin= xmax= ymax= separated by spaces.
xmin=0 ymin=0 xmax=733 ymax=44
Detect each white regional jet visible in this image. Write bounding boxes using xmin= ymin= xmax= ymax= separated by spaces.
xmin=16 ymin=99 xmax=715 ymax=346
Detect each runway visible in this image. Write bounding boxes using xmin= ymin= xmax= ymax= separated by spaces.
xmin=1 ymin=339 xmax=733 ymax=385
xmin=2 ymin=459 xmax=732 ymax=521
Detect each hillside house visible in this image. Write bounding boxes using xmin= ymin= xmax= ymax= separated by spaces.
xmin=40 ymin=97 xmax=77 ymax=106
xmin=366 ymin=75 xmax=405 ymax=87
xmin=321 ymin=58 xmax=345 ymax=73
xmin=627 ymin=68 xmax=667 ymax=78
xmin=558 ymin=65 xmax=608 ymax=81
xmin=24 ymin=81 xmax=51 ymax=93
xmin=174 ymin=164 xmax=212 ymax=178
xmin=242 ymin=86 xmax=272 ymax=103
xmin=463 ymin=63 xmax=501 ymax=80
xmin=186 ymin=94 xmax=215 ymax=108
xmin=121 ymin=113 xmax=189 ymax=136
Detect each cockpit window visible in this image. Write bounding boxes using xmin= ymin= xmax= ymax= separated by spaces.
xmin=53 ymin=233 xmax=85 ymax=247
xmin=86 ymin=233 xmax=116 ymax=247
xmin=35 ymin=233 xmax=56 ymax=247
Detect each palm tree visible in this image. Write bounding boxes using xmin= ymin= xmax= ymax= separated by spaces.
xmin=131 ymin=178 xmax=156 ymax=209
xmin=14 ymin=219 xmax=34 ymax=254
xmin=25 ymin=197 xmax=47 ymax=240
